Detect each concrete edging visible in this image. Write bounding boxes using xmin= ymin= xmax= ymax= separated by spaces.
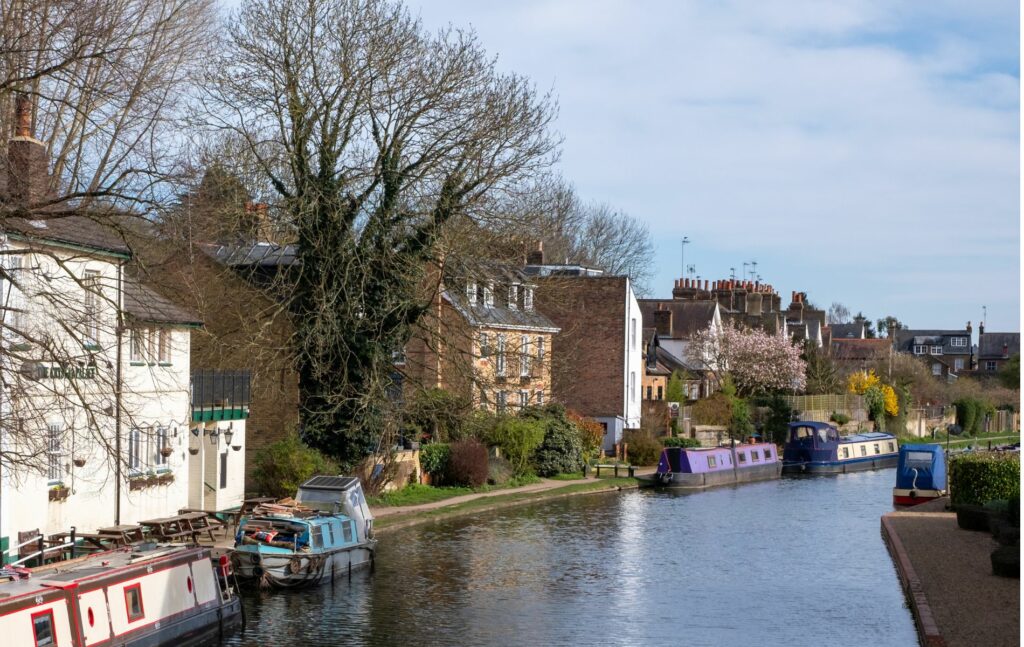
xmin=880 ymin=513 xmax=947 ymax=647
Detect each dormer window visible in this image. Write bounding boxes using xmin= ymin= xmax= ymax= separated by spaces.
xmin=524 ymin=287 xmax=534 ymax=311
xmin=483 ymin=282 xmax=494 ymax=308
xmin=508 ymin=284 xmax=518 ymax=310
xmin=930 ymin=345 xmax=942 ymax=355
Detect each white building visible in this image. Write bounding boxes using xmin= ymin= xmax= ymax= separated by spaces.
xmin=0 ymin=104 xmax=206 ymax=560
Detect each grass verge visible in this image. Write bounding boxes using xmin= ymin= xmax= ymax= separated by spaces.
xmin=374 ymin=477 xmax=639 ymax=532
xmin=368 ymin=475 xmax=544 ymax=507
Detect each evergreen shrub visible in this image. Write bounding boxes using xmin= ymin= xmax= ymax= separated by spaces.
xmin=949 ymin=452 xmax=1020 ymax=507
xmin=419 ymin=443 xmax=451 ymax=481
xmin=526 ymin=404 xmax=585 ymax=477
xmin=251 ymin=435 xmax=337 ymax=499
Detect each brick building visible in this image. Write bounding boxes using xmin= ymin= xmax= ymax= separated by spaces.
xmin=975 ymin=326 xmax=1019 ymax=374
xmin=524 ymin=258 xmax=643 ymax=451
xmin=403 ymin=260 xmax=559 ymax=412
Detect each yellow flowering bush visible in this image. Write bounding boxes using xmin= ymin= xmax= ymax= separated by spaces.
xmin=882 ymin=384 xmax=899 ymax=416
xmin=847 ymin=370 xmax=880 ymax=395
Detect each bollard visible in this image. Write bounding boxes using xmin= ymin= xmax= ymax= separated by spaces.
xmin=70 ymin=526 xmax=76 ymax=559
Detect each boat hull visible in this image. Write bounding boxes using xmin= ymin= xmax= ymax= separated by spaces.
xmin=782 ymin=454 xmax=898 ymax=474
xmin=232 ymin=543 xmax=375 ymax=588
xmin=893 ymin=488 xmax=946 ymax=507
xmin=643 ymin=462 xmax=782 ymax=489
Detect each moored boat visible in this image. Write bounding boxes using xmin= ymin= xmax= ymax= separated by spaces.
xmin=230 ymin=475 xmax=375 ymax=588
xmin=893 ymin=444 xmax=947 ymax=506
xmin=644 ymin=441 xmax=782 ymax=489
xmin=781 ymin=421 xmax=898 ymax=474
xmin=0 ymin=544 xmax=241 ymax=647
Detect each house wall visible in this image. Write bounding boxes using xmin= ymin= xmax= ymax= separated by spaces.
xmin=535 ymin=275 xmax=641 ymax=450
xmin=0 ymin=241 xmax=192 ymax=553
xmin=403 ymin=295 xmax=555 ymax=413
xmin=187 ymin=420 xmax=246 ymax=511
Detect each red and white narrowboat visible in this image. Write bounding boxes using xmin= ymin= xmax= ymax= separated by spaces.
xmin=0 ymin=544 xmax=241 ymax=647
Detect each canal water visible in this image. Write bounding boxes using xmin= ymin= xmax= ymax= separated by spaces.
xmin=224 ymin=469 xmax=918 ymax=647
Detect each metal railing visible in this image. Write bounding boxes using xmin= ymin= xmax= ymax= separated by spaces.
xmin=191 ymin=369 xmax=252 ymax=411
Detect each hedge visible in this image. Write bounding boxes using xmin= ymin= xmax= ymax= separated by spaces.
xmin=419 ymin=443 xmax=451 ymax=478
xmin=662 ymin=436 xmax=702 ymax=448
xmin=949 ymin=452 xmax=1020 ymax=507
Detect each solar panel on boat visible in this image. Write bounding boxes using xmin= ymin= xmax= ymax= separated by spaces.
xmin=300 ymin=475 xmax=358 ymax=490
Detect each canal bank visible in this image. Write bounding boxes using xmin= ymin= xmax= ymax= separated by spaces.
xmin=371 ymin=474 xmax=645 ymax=533
xmin=881 ymin=498 xmax=1019 ymax=647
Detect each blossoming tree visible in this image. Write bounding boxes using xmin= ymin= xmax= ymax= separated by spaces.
xmin=687 ymin=323 xmax=807 ymax=397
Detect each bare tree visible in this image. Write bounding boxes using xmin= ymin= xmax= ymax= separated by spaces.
xmin=827 ymin=302 xmax=851 ymax=325
xmin=200 ymin=0 xmax=559 ymax=466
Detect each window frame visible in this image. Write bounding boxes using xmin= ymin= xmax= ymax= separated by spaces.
xmin=157 ymin=329 xmax=171 ymax=364
xmin=519 ymin=335 xmax=530 ymax=377
xmin=31 ymin=609 xmax=55 ymax=647
xmin=495 ymin=334 xmax=506 ymax=376
xmin=154 ymin=426 xmax=169 ymax=467
xmin=47 ymin=423 xmax=63 ymax=484
xmin=124 ymin=583 xmax=145 ymax=622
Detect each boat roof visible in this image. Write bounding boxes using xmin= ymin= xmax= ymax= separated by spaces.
xmin=841 ymin=432 xmax=896 ymax=442
xmin=0 ymin=545 xmax=201 ymax=604
xmin=788 ymin=421 xmax=835 ymax=430
xmin=299 ymin=475 xmax=361 ymax=492
xmin=900 ymin=443 xmax=944 ymax=453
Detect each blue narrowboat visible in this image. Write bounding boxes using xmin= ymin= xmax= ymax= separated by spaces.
xmin=645 ymin=441 xmax=782 ymax=489
xmin=230 ymin=476 xmax=375 ymax=588
xmin=893 ymin=444 xmax=947 ymax=506
xmin=781 ymin=421 xmax=899 ymax=474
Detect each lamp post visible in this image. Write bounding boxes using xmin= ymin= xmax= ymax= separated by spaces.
xmin=681 ymin=237 xmax=690 ymax=279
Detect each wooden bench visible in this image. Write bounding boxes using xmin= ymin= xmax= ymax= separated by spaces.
xmin=594 ymin=464 xmax=636 ymax=478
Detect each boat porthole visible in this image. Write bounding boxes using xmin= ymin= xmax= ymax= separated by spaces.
xmin=87 ymin=608 xmax=95 ymax=627
xmin=187 ymin=576 xmax=193 ymax=593
xmin=250 ymin=553 xmax=260 ymax=565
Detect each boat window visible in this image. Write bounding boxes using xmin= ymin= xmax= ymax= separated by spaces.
xmin=327 ymin=522 xmax=336 ymax=544
xmin=764 ymin=447 xmax=772 ymax=458
xmin=751 ymin=450 xmax=760 ymax=462
xmin=889 ymin=442 xmax=895 ymax=452
xmin=842 ymin=447 xmax=849 ymax=459
xmin=860 ymin=446 xmax=867 ymax=457
xmin=873 ymin=443 xmax=880 ymax=455
xmin=311 ymin=525 xmax=324 ymax=548
xmin=707 ymin=456 xmax=717 ymax=468
xmin=817 ymin=428 xmax=829 ymax=443
xmin=32 ymin=610 xmax=55 ymax=646
xmin=794 ymin=426 xmax=813 ymax=440
xmin=738 ymin=452 xmax=747 ymax=463
xmin=125 ymin=583 xmax=144 ymax=621
xmin=342 ymin=521 xmax=354 ymax=543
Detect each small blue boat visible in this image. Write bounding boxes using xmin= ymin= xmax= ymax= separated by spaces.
xmin=893 ymin=444 xmax=947 ymax=506
xmin=781 ymin=421 xmax=899 ymax=474
xmin=230 ymin=476 xmax=375 ymax=588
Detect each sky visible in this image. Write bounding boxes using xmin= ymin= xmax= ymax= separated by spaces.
xmin=404 ymin=0 xmax=1020 ymax=335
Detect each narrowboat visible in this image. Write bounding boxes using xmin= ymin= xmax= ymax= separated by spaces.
xmin=230 ymin=475 xmax=375 ymax=588
xmin=0 ymin=544 xmax=241 ymax=647
xmin=781 ymin=421 xmax=899 ymax=474
xmin=893 ymin=444 xmax=947 ymax=506
xmin=645 ymin=442 xmax=782 ymax=489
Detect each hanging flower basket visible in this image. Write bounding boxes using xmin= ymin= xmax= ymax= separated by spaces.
xmin=49 ymin=486 xmax=70 ymax=501
xmin=73 ymin=458 xmax=86 ymax=468
xmin=160 ymin=446 xmax=174 ymax=458
xmin=231 ymin=445 xmax=242 ymax=452
xmin=188 ymin=447 xmax=200 ymax=455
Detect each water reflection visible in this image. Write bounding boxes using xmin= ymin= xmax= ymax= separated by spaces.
xmin=224 ymin=469 xmax=917 ymax=647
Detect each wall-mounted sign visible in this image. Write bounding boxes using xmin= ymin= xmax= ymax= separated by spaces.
xmin=668 ymin=402 xmax=681 ymax=419
xmin=37 ymin=363 xmax=98 ymax=380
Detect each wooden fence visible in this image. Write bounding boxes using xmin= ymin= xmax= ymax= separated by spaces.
xmin=783 ymin=394 xmax=863 ymax=413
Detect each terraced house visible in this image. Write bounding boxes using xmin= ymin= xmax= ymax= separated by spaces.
xmin=402 ymin=260 xmax=560 ymax=413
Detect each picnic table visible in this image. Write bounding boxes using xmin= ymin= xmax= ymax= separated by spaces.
xmin=140 ymin=512 xmax=219 ymax=543
xmin=47 ymin=531 xmax=118 ymax=554
xmin=178 ymin=508 xmax=236 ymax=537
xmin=95 ymin=525 xmax=146 ymax=546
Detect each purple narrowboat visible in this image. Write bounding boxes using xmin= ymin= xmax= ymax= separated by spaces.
xmin=647 ymin=442 xmax=782 ymax=489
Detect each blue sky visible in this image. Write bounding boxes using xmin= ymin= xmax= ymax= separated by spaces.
xmin=405 ymin=0 xmax=1020 ymax=335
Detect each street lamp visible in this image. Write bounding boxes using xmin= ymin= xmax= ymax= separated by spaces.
xmin=742 ymin=262 xmax=749 ymax=280
xmin=681 ymin=237 xmax=690 ymax=278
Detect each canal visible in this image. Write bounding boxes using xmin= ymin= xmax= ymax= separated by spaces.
xmin=224 ymin=469 xmax=918 ymax=646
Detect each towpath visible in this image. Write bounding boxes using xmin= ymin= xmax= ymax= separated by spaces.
xmin=881 ymin=498 xmax=1019 ymax=647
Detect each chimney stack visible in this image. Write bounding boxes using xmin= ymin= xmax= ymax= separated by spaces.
xmin=5 ymin=93 xmax=52 ymax=208
xmin=653 ymin=308 xmax=673 ymax=337
xmin=526 ymin=240 xmax=544 ymax=265
xmin=14 ymin=94 xmax=32 ymax=138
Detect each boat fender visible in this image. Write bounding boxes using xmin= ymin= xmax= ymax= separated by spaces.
xmin=249 ymin=552 xmax=261 ymax=565
xmin=252 ymin=565 xmax=263 ymax=576
xmin=658 ymin=472 xmax=672 ymax=486
xmin=289 ymin=556 xmax=302 ymax=573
